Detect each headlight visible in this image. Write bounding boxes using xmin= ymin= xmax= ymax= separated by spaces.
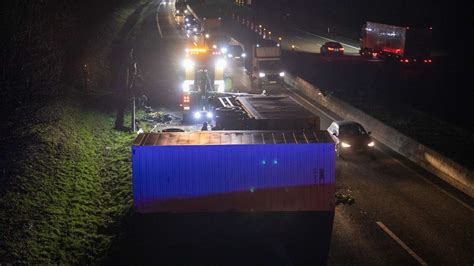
xmin=184 ymin=10 xmax=188 ymax=14
xmin=220 ymin=47 xmax=228 ymax=54
xmin=176 ymin=10 xmax=180 ymax=14
xmin=259 ymin=72 xmax=266 ymax=78
xmin=193 ymin=28 xmax=197 ymax=32
xmin=182 ymin=59 xmax=194 ymax=68
xmin=206 ymin=112 xmax=213 ymax=118
xmin=241 ymin=53 xmax=246 ymax=58
xmin=368 ymin=141 xmax=375 ymax=147
xmin=193 ymin=112 xmax=202 ymax=119
xmin=205 ymin=34 xmax=210 ymax=39
xmin=215 ymin=58 xmax=227 ymax=68
xmin=212 ymin=44 xmax=217 ymax=49
xmin=341 ymin=142 xmax=351 ymax=148
xmin=227 ymin=54 xmax=233 ymax=58
xmin=279 ymin=72 xmax=285 ymax=77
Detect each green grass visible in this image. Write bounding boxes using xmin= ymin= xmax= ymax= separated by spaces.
xmin=0 ymin=105 xmax=135 ymax=264
xmin=0 ymin=0 xmax=149 ymax=263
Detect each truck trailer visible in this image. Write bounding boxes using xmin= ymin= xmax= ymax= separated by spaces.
xmin=132 ymin=130 xmax=334 ymax=213
xmin=214 ymin=95 xmax=320 ymax=131
xmin=359 ymin=21 xmax=432 ymax=63
xmin=132 ymin=130 xmax=335 ymax=264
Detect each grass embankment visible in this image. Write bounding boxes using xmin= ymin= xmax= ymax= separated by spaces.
xmin=0 ymin=0 xmax=148 ymax=263
xmin=0 ymin=107 xmax=134 ymax=264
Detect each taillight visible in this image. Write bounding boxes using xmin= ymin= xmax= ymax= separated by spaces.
xmin=183 ymin=95 xmax=190 ymax=103
xmin=339 ymin=47 xmax=344 ymax=50
xmin=327 ymin=47 xmax=334 ymax=51
xmin=400 ymin=58 xmax=410 ymax=63
xmin=423 ymin=59 xmax=432 ymax=63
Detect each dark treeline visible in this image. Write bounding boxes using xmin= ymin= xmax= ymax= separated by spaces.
xmin=0 ymin=0 xmax=133 ymax=176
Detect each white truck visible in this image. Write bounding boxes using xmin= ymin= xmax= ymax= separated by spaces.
xmin=246 ymin=39 xmax=285 ymax=90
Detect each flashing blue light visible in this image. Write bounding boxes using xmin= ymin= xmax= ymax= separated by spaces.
xmin=273 ymin=159 xmax=278 ymax=165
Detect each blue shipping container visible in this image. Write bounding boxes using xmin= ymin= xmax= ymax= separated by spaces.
xmin=132 ymin=131 xmax=335 ymax=213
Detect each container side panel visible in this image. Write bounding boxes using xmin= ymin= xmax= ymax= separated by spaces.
xmin=132 ymin=143 xmax=335 ymax=213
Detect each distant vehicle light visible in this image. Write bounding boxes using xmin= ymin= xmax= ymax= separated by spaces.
xmin=259 ymin=72 xmax=266 ymax=78
xmin=182 ymin=59 xmax=194 ymax=68
xmin=227 ymin=54 xmax=233 ymax=58
xmin=279 ymin=72 xmax=285 ymax=77
xmin=368 ymin=141 xmax=375 ymax=147
xmin=212 ymin=44 xmax=217 ymax=49
xmin=194 ymin=112 xmax=202 ymax=119
xmin=241 ymin=53 xmax=246 ymax=58
xmin=340 ymin=47 xmax=344 ymax=51
xmin=184 ymin=10 xmax=188 ymax=14
xmin=215 ymin=58 xmax=227 ymax=68
xmin=176 ymin=10 xmax=180 ymax=14
xmin=341 ymin=142 xmax=351 ymax=148
xmin=327 ymin=47 xmax=335 ymax=51
xmin=205 ymin=34 xmax=210 ymax=38
xmin=206 ymin=112 xmax=213 ymax=119
xmin=276 ymin=43 xmax=280 ymax=47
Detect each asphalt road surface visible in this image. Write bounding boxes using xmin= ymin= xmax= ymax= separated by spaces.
xmin=108 ymin=1 xmax=474 ymax=265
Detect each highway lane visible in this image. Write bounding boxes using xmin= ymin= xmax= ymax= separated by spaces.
xmin=203 ymin=6 xmax=474 ymax=265
xmin=224 ymin=16 xmax=474 ymax=266
xmin=107 ymin=1 xmax=474 ymax=265
xmin=225 ymin=62 xmax=474 ymax=264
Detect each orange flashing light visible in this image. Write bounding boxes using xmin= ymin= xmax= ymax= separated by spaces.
xmin=187 ymin=48 xmax=208 ymax=55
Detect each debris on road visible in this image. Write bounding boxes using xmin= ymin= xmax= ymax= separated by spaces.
xmin=335 ymin=191 xmax=355 ymax=205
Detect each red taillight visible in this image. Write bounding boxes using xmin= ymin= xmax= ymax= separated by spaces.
xmin=400 ymin=58 xmax=410 ymax=63
xmin=340 ymin=47 xmax=344 ymax=51
xmin=423 ymin=59 xmax=432 ymax=63
xmin=327 ymin=47 xmax=334 ymax=51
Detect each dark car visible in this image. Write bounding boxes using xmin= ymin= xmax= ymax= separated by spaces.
xmin=327 ymin=121 xmax=374 ymax=156
xmin=320 ymin=41 xmax=344 ymax=56
xmin=226 ymin=45 xmax=246 ymax=60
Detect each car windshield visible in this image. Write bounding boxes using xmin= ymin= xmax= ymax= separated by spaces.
xmin=258 ymin=60 xmax=281 ymax=70
xmin=339 ymin=123 xmax=367 ymax=136
xmin=326 ymin=42 xmax=343 ymax=48
xmin=229 ymin=45 xmax=243 ymax=54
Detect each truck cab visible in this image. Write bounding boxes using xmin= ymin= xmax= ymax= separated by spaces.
xmin=181 ymin=46 xmax=228 ymax=122
xmin=247 ymin=39 xmax=285 ymax=90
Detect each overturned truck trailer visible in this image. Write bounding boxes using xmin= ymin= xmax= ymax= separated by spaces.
xmin=132 ymin=131 xmax=335 ymax=264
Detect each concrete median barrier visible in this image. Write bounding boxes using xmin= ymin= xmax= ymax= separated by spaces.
xmin=285 ymin=74 xmax=474 ymax=198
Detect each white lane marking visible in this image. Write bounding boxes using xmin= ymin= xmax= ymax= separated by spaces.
xmin=285 ymin=85 xmax=474 ymax=212
xmin=156 ymin=0 xmax=164 ymax=38
xmin=376 ymin=221 xmax=428 ymax=266
xmin=291 ymin=27 xmax=359 ymax=50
